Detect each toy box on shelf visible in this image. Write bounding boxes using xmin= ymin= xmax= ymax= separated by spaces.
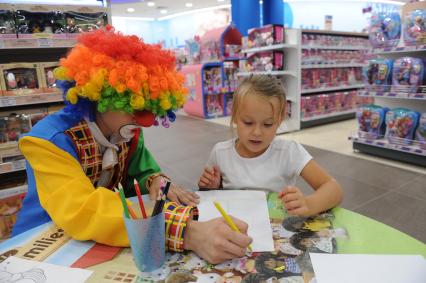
xmin=183 ymin=25 xmax=243 ymax=119
xmin=0 ymin=184 xmax=27 ymax=240
xmin=0 ymin=62 xmax=43 ymax=96
xmin=0 ymin=4 xmax=107 ymax=48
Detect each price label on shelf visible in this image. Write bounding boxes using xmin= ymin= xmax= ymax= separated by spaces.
xmin=38 ymin=38 xmax=53 ymax=47
xmin=0 ymin=162 xmax=13 ymax=174
xmin=0 ymin=97 xmax=17 ymax=107
xmin=11 ymin=159 xmax=26 ymax=171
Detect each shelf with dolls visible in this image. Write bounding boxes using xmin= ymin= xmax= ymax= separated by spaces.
xmin=301 ymin=63 xmax=367 ymax=69
xmin=0 ymin=2 xmax=109 ymax=239
xmin=236 ymin=25 xmax=301 ymax=133
xmin=0 ymin=91 xmax=63 ymax=107
xmin=183 ymin=25 xmax=244 ymax=119
xmin=301 ymin=84 xmax=365 ymax=94
xmin=352 ymin=2 xmax=426 ymax=166
xmin=241 ymin=43 xmax=298 ymax=53
xmin=237 ymin=70 xmax=297 ymax=77
xmin=299 ymin=30 xmax=369 ymax=127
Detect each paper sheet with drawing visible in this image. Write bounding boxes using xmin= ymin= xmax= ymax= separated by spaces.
xmin=0 ymin=256 xmax=93 ymax=283
xmin=196 ymin=190 xmax=274 ymax=252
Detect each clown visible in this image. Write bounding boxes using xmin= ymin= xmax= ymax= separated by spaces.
xmin=12 ymin=27 xmax=252 ymax=263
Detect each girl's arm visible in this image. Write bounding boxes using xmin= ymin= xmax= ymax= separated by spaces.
xmin=280 ymin=160 xmax=343 ymax=216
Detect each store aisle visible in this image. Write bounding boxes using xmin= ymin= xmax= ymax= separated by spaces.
xmin=143 ymin=114 xmax=426 ymax=243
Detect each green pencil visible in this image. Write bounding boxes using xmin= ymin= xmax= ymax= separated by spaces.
xmin=118 ymin=187 xmax=130 ymax=218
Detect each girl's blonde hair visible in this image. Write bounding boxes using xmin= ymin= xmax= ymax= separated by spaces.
xmin=231 ymin=75 xmax=287 ymax=125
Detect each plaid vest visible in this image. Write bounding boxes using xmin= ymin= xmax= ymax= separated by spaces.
xmin=64 ymin=120 xmax=129 ymax=190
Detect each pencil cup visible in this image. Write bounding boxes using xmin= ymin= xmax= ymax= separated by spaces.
xmin=123 ymin=209 xmax=165 ymax=273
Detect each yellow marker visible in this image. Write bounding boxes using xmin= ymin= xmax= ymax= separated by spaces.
xmin=213 ymin=201 xmax=253 ymax=252
xmin=274 ymin=265 xmax=286 ymax=272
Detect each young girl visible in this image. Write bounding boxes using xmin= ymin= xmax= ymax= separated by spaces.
xmin=198 ymin=75 xmax=342 ymax=216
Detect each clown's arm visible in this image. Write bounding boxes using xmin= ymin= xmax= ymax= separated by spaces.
xmin=19 ymin=136 xmax=197 ymax=251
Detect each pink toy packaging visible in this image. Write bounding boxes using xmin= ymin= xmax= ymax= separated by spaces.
xmin=247 ymin=51 xmax=283 ymax=72
xmin=248 ymin=24 xmax=284 ymax=48
xmin=391 ymin=57 xmax=425 ymax=93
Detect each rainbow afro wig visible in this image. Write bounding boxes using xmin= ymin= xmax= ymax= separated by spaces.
xmin=54 ymin=26 xmax=187 ymax=127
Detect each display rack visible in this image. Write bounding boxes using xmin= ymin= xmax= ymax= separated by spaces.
xmin=237 ymin=28 xmax=301 ymax=134
xmin=350 ymin=2 xmax=426 ymax=167
xmin=299 ymin=29 xmax=369 ymax=129
xmin=0 ymin=2 xmax=110 ymax=239
xmin=182 ymin=25 xmax=243 ymax=119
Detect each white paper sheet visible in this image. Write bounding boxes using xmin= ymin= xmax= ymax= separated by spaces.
xmin=310 ymin=253 xmax=426 ymax=283
xmin=0 ymin=256 xmax=93 ymax=283
xmin=196 ymin=190 xmax=274 ymax=252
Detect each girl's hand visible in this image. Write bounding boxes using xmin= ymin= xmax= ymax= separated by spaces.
xmin=148 ymin=177 xmax=200 ymax=206
xmin=198 ymin=166 xmax=221 ymax=189
xmin=279 ymin=186 xmax=312 ymax=216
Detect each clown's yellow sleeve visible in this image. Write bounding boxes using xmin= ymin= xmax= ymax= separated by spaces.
xmin=20 ymin=136 xmax=130 ymax=246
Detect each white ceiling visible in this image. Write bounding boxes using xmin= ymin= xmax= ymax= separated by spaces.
xmin=111 ymin=0 xmax=231 ymax=20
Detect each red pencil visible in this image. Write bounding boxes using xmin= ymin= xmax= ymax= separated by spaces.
xmin=134 ymin=179 xmax=147 ymax=219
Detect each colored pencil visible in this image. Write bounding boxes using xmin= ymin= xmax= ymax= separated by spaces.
xmin=214 ymin=201 xmax=253 ymax=251
xmin=118 ymin=187 xmax=130 ymax=219
xmin=134 ymin=179 xmax=147 ymax=219
xmin=152 ymin=180 xmax=171 ymax=216
xmin=115 ymin=186 xmax=137 ymax=219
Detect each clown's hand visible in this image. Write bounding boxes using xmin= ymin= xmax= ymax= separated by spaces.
xmin=148 ymin=177 xmax=199 ymax=206
xmin=168 ymin=183 xmax=200 ymax=206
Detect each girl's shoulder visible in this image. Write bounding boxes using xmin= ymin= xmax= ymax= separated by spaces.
xmin=212 ymin=139 xmax=235 ymax=152
xmin=270 ymin=138 xmax=304 ymax=152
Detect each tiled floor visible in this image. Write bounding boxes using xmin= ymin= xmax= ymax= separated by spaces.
xmin=143 ymin=115 xmax=426 ymax=243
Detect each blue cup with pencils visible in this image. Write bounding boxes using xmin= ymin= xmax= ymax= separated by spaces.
xmin=118 ymin=179 xmax=171 ymax=275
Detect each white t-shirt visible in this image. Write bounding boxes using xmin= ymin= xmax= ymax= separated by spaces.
xmin=206 ymin=138 xmax=312 ymax=192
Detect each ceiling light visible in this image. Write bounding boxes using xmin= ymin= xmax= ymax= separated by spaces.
xmin=160 ymin=9 xmax=168 ymax=14
xmin=185 ymin=2 xmax=193 ymax=8
xmin=147 ymin=1 xmax=155 ymax=7
xmin=127 ymin=7 xmax=135 ymax=13
xmin=217 ymin=0 xmax=225 ymax=2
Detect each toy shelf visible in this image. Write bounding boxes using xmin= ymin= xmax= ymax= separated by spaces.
xmin=242 ymin=43 xmax=298 ymax=53
xmin=349 ymin=135 xmax=426 ymax=167
xmin=301 ymin=63 xmax=367 ymax=69
xmin=358 ymin=89 xmax=426 ymax=101
xmin=0 ymin=159 xmax=26 ymax=175
xmin=0 ymin=184 xmax=27 ymax=199
xmin=302 ymin=84 xmax=365 ymax=94
xmin=237 ymin=70 xmax=297 ymax=77
xmin=0 ymin=91 xmax=63 ymax=108
xmin=0 ymin=38 xmax=76 ymax=49
xmin=183 ymin=25 xmax=244 ymax=119
xmin=349 ymin=2 xmax=426 ymax=166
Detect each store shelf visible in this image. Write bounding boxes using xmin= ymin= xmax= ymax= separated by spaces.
xmin=301 ymin=109 xmax=356 ymax=122
xmin=301 ymin=45 xmax=369 ymax=51
xmin=372 ymin=44 xmax=426 ymax=54
xmin=0 ymin=37 xmax=76 ymax=49
xmin=350 ymin=135 xmax=426 ymax=167
xmin=301 ymin=109 xmax=356 ymax=128
xmin=302 ymin=29 xmax=368 ymax=37
xmin=301 ymin=63 xmax=367 ymax=69
xmin=301 ymin=84 xmax=364 ymax=94
xmin=0 ymin=159 xmax=26 ymax=175
xmin=242 ymin=43 xmax=298 ymax=54
xmin=358 ymin=90 xmax=426 ymax=100
xmin=237 ymin=70 xmax=297 ymax=77
xmin=0 ymin=92 xmax=63 ymax=108
xmin=0 ymin=142 xmax=18 ymax=150
xmin=0 ymin=184 xmax=28 ymax=199
xmin=223 ymin=57 xmax=246 ymax=61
